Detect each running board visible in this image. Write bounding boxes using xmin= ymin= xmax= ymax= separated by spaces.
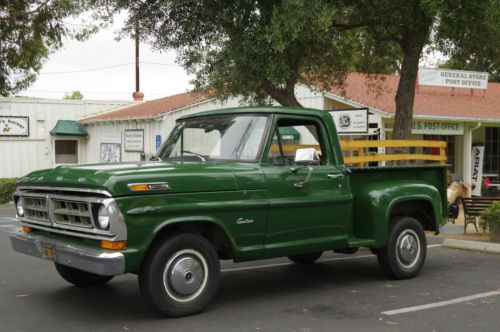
xmin=347 ymin=238 xmax=376 ymax=247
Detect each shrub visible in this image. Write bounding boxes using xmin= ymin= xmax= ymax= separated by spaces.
xmin=0 ymin=178 xmax=18 ymax=204
xmin=480 ymin=201 xmax=500 ymax=228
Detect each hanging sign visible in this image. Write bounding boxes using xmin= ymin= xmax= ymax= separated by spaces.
xmin=329 ymin=108 xmax=368 ymax=135
xmin=471 ymin=146 xmax=485 ymax=197
xmin=419 ymin=68 xmax=489 ymax=90
xmin=124 ymin=129 xmax=144 ymax=152
xmin=0 ymin=116 xmax=29 ymax=137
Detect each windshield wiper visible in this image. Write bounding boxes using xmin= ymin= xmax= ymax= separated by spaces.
xmin=182 ymin=150 xmax=206 ymax=162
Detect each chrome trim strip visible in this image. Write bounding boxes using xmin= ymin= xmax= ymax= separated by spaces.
xmin=10 ymin=231 xmax=125 ymax=276
xmin=17 ymin=186 xmax=112 ymax=197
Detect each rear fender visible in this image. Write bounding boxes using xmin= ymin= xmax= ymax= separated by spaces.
xmin=353 ymin=180 xmax=442 ymax=247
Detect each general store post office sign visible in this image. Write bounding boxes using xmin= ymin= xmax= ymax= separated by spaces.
xmin=0 ymin=116 xmax=29 ymax=137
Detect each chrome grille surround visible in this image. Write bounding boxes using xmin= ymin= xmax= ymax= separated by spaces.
xmin=13 ymin=187 xmax=127 ymax=242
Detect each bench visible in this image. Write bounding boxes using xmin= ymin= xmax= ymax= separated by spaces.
xmin=460 ymin=197 xmax=500 ymax=234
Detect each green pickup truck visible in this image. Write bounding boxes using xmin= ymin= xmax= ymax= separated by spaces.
xmin=10 ymin=106 xmax=446 ymax=317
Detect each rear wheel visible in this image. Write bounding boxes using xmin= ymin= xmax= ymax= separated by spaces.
xmin=139 ymin=233 xmax=220 ymax=317
xmin=55 ymin=263 xmax=114 ymax=287
xmin=377 ymin=216 xmax=427 ymax=279
xmin=288 ymin=252 xmax=323 ymax=264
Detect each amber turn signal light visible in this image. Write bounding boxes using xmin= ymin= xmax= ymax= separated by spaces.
xmin=22 ymin=225 xmax=32 ymax=233
xmin=128 ymin=184 xmax=150 ymax=191
xmin=101 ymin=240 xmax=127 ymax=250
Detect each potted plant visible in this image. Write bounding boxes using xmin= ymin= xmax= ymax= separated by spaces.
xmin=480 ymin=201 xmax=500 ymax=242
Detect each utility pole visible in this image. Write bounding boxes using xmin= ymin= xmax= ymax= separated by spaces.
xmin=132 ymin=19 xmax=144 ymax=101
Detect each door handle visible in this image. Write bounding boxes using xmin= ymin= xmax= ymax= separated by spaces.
xmin=327 ymin=174 xmax=344 ymax=180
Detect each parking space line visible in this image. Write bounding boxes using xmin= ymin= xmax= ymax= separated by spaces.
xmin=382 ymin=290 xmax=500 ymax=316
xmin=222 ymin=244 xmax=443 ymax=273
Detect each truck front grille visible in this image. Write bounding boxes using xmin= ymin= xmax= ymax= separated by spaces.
xmin=52 ymin=199 xmax=93 ymax=228
xmin=22 ymin=196 xmax=50 ymax=224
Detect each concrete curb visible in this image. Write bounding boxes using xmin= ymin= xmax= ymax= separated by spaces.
xmin=443 ymin=238 xmax=500 ymax=254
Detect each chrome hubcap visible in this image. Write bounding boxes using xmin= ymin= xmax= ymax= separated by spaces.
xmin=163 ymin=249 xmax=208 ymax=302
xmin=396 ymin=229 xmax=420 ymax=268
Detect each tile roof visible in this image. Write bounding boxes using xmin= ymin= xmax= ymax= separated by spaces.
xmin=80 ymin=92 xmax=209 ymax=122
xmin=329 ymin=73 xmax=500 ymax=121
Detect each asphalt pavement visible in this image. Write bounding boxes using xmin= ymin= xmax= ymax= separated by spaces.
xmin=1 ymin=204 xmax=499 ymax=332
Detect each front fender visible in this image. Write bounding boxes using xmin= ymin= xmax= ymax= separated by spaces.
xmin=352 ymin=180 xmax=442 ymax=247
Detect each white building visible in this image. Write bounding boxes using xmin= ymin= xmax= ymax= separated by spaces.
xmin=0 ymin=98 xmax=133 ymax=178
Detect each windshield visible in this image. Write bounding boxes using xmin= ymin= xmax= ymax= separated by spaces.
xmin=157 ymin=114 xmax=269 ymax=162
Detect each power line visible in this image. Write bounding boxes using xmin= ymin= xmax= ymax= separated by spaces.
xmin=39 ymin=61 xmax=181 ymax=75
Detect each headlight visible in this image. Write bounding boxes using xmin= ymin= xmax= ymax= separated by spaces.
xmin=16 ymin=199 xmax=24 ymax=217
xmin=97 ymin=205 xmax=110 ymax=230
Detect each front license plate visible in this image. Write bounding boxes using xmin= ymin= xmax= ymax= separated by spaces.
xmin=41 ymin=244 xmax=56 ymax=261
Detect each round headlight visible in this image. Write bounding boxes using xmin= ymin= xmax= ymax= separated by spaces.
xmin=16 ymin=200 xmax=24 ymax=217
xmin=97 ymin=205 xmax=110 ymax=230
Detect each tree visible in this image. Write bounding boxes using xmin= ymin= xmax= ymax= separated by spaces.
xmin=0 ymin=1 xmax=97 ymax=96
xmin=63 ymin=90 xmax=83 ymax=99
xmin=350 ymin=0 xmax=499 ymax=139
xmin=99 ymin=0 xmax=497 ymax=140
xmin=98 ymin=0 xmax=376 ymax=107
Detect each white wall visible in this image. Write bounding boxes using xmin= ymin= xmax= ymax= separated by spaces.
xmin=0 ymin=98 xmax=132 ymax=177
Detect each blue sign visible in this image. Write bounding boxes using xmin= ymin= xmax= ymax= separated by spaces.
xmin=155 ymin=135 xmax=162 ymax=150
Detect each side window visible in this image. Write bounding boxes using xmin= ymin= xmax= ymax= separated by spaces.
xmin=267 ymin=119 xmax=328 ymax=166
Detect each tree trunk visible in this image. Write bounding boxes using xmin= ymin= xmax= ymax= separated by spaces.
xmin=261 ymin=79 xmax=303 ymax=107
xmin=392 ymin=46 xmax=421 ymax=140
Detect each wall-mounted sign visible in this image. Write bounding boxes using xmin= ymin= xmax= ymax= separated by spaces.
xmin=411 ymin=120 xmax=464 ymax=135
xmin=124 ymin=129 xmax=144 ymax=152
xmin=471 ymin=146 xmax=485 ymax=196
xmin=329 ymin=108 xmax=368 ymax=135
xmin=102 ymin=132 xmax=121 ymax=144
xmin=155 ymin=135 xmax=162 ymax=151
xmin=0 ymin=116 xmax=29 ymax=137
xmin=100 ymin=143 xmax=121 ymax=163
xmin=419 ymin=68 xmax=489 ymax=90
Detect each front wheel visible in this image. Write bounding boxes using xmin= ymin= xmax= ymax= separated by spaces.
xmin=55 ymin=263 xmax=114 ymax=287
xmin=377 ymin=216 xmax=427 ymax=279
xmin=139 ymin=233 xmax=220 ymax=317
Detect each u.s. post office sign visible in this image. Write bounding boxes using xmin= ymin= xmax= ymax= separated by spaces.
xmin=0 ymin=116 xmax=29 ymax=137
xmin=411 ymin=120 xmax=464 ymax=135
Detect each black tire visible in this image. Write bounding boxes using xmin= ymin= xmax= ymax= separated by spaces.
xmin=377 ymin=216 xmax=427 ymax=279
xmin=288 ymin=252 xmax=323 ymax=264
xmin=138 ymin=233 xmax=220 ymax=317
xmin=55 ymin=263 xmax=114 ymax=287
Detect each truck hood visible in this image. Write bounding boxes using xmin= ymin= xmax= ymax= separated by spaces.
xmin=16 ymin=161 xmax=263 ymax=196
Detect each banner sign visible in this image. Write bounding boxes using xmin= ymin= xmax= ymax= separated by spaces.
xmin=0 ymin=116 xmax=29 ymax=137
xmin=471 ymin=146 xmax=485 ymax=196
xmin=411 ymin=121 xmax=464 ymax=135
xmin=124 ymin=129 xmax=144 ymax=152
xmin=329 ymin=108 xmax=368 ymax=135
xmin=419 ymin=68 xmax=489 ymax=90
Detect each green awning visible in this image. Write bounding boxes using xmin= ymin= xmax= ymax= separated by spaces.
xmin=50 ymin=120 xmax=88 ymax=137
xmin=279 ymin=126 xmax=300 ymax=140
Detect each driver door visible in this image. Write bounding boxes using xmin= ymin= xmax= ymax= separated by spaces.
xmin=261 ymin=115 xmax=352 ymax=258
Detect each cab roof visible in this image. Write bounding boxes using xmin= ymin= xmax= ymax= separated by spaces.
xmin=178 ymin=106 xmax=329 ymax=120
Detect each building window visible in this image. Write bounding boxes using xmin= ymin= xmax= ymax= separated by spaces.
xmin=485 ymin=127 xmax=500 ymax=175
xmin=424 ymin=135 xmax=456 ymax=173
xmin=55 ymin=140 xmax=78 ymax=164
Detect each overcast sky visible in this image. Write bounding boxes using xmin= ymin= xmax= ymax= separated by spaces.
xmin=17 ymin=18 xmax=193 ymax=101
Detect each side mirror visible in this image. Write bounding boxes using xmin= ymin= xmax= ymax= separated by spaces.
xmin=294 ymin=148 xmax=320 ymax=165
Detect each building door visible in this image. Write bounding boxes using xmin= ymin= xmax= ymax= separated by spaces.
xmin=54 ymin=139 xmax=78 ymax=164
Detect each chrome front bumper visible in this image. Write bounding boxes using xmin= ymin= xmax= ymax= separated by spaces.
xmin=9 ymin=231 xmax=125 ymax=276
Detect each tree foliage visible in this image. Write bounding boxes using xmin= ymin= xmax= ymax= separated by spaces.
xmin=0 ymin=1 xmax=97 ymax=96
xmin=63 ymin=90 xmax=83 ymax=99
xmin=97 ymin=0 xmax=498 ymax=140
